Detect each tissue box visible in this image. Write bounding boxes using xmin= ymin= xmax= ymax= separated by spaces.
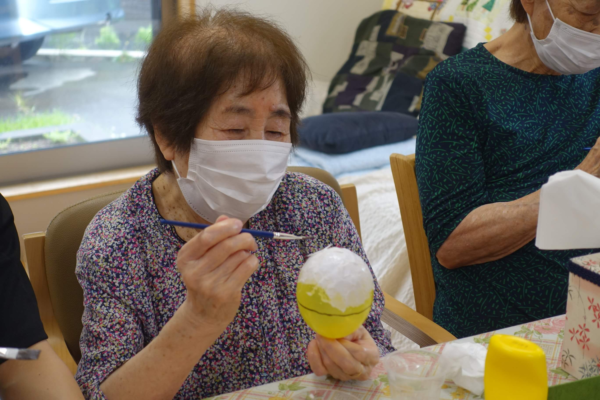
xmin=560 ymin=253 xmax=600 ymax=379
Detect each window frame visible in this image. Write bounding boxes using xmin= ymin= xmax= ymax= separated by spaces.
xmin=0 ymin=136 xmax=155 ymax=186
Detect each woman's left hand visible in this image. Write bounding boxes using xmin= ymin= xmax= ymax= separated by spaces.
xmin=307 ymin=326 xmax=380 ymax=381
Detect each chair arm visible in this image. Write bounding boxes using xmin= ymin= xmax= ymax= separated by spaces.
xmin=381 ymin=291 xmax=456 ymax=347
xmin=340 ymin=183 xmax=361 ymax=240
xmin=23 ymin=232 xmax=78 ymax=374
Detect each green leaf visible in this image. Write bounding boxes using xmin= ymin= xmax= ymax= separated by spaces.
xmin=288 ymin=382 xmax=306 ymax=391
xmin=378 ymin=374 xmax=389 ymax=384
xmin=550 ymin=368 xmax=571 ymax=378
xmin=474 ymin=336 xmax=492 ymax=344
xmin=278 ymin=383 xmax=288 ymax=391
xmin=513 ymin=326 xmax=533 ymax=336
xmin=534 ymin=330 xmax=544 ymax=338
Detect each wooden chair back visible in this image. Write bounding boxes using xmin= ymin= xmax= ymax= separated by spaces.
xmin=390 ymin=153 xmax=436 ymax=320
xmin=24 ymin=190 xmax=123 ymax=373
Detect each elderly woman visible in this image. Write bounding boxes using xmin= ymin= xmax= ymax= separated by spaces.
xmin=75 ymin=10 xmax=393 ymax=400
xmin=416 ymin=0 xmax=600 ymax=338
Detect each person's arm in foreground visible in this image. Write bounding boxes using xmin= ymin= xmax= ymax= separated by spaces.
xmin=0 ymin=193 xmax=82 ymax=399
xmin=416 ymin=67 xmax=600 ymax=270
xmin=436 ymin=136 xmax=600 ymax=269
xmin=0 ymin=340 xmax=84 ymax=400
xmin=98 ymin=216 xmax=259 ymax=400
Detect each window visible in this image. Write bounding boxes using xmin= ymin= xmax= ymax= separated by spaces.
xmin=0 ymin=0 xmax=166 ymax=185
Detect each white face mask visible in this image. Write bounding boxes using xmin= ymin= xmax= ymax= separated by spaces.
xmin=173 ymin=138 xmax=292 ymax=223
xmin=528 ymin=0 xmax=600 ymax=75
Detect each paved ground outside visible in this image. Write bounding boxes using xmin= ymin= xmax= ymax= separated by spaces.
xmin=0 ymin=55 xmax=142 ymax=142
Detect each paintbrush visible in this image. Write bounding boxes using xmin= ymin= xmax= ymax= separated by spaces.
xmin=160 ymin=219 xmax=312 ymax=241
xmin=0 ymin=347 xmax=41 ymax=360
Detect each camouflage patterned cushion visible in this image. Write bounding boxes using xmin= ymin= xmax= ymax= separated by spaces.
xmin=381 ymin=72 xmax=423 ymax=116
xmin=323 ymin=10 xmax=466 ymax=115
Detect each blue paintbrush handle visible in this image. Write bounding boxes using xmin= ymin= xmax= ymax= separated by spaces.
xmin=160 ymin=219 xmax=274 ymax=239
xmin=585 ymin=147 xmax=593 ymax=150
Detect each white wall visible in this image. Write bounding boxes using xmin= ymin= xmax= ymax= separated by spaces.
xmin=199 ymin=0 xmax=383 ymax=81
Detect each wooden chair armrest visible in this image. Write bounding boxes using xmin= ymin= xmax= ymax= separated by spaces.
xmin=340 ymin=183 xmax=361 ymax=241
xmin=381 ymin=291 xmax=456 ymax=347
xmin=23 ymin=232 xmax=78 ymax=374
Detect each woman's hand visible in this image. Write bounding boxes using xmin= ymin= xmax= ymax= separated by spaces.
xmin=307 ymin=326 xmax=380 ymax=381
xmin=176 ymin=215 xmax=259 ymax=334
xmin=577 ymin=136 xmax=600 ymax=178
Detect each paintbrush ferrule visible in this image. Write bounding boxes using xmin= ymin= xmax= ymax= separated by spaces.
xmin=0 ymin=347 xmax=41 ymax=360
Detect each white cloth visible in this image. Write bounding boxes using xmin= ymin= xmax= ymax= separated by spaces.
xmin=536 ymin=170 xmax=600 ymax=250
xmin=439 ymin=342 xmax=487 ymax=396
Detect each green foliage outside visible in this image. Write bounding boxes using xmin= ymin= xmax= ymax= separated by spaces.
xmin=135 ymin=25 xmax=153 ymax=47
xmin=116 ymin=51 xmax=136 ymax=63
xmin=43 ymin=130 xmax=77 ymax=144
xmin=0 ymin=94 xmax=82 ymax=152
xmin=0 ymin=111 xmax=75 ymax=134
xmin=95 ymin=25 xmax=122 ymax=50
xmin=45 ymin=32 xmax=80 ymax=50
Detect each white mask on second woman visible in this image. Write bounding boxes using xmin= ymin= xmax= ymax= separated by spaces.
xmin=528 ymin=0 xmax=600 ymax=75
xmin=172 ymin=138 xmax=292 ymax=223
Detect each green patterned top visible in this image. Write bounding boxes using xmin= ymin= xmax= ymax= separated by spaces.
xmin=416 ymin=43 xmax=600 ymax=338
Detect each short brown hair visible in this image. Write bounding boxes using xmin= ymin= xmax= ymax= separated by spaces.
xmin=136 ymin=9 xmax=309 ymax=172
xmin=510 ymin=0 xmax=527 ymax=23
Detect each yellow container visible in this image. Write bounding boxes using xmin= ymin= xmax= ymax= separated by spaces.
xmin=484 ymin=334 xmax=548 ymax=400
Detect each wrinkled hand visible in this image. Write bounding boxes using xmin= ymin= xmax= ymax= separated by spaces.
xmin=176 ymin=215 xmax=259 ymax=333
xmin=307 ymin=326 xmax=380 ymax=381
xmin=577 ymin=136 xmax=600 ymax=178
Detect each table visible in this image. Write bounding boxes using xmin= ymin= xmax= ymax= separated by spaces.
xmin=206 ymin=315 xmax=573 ymax=400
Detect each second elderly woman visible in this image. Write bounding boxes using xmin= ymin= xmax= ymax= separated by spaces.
xmin=416 ymin=0 xmax=600 ymax=338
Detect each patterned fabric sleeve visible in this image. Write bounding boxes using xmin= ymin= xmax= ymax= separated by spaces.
xmin=324 ymin=184 xmax=395 ymax=355
xmin=75 ymin=224 xmax=147 ymax=400
xmin=415 ymin=65 xmax=489 ymax=257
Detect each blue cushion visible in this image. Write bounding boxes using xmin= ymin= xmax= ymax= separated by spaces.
xmin=298 ymin=111 xmax=418 ymax=155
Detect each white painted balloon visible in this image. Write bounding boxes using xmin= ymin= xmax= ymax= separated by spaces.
xmin=298 ymin=247 xmax=374 ymax=312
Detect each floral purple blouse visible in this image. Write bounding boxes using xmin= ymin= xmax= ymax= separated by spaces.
xmin=75 ymin=169 xmax=394 ymax=399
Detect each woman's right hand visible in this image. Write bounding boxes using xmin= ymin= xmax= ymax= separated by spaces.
xmin=577 ymin=136 xmax=600 ymax=178
xmin=99 ymin=216 xmax=259 ymax=400
xmin=175 ymin=215 xmax=259 ymax=334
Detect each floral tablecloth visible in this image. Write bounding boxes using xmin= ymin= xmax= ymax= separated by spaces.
xmin=206 ymin=315 xmax=573 ymax=400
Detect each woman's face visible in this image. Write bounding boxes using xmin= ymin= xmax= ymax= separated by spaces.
xmin=529 ymin=0 xmax=600 ymax=39
xmin=169 ymin=78 xmax=291 ymax=178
